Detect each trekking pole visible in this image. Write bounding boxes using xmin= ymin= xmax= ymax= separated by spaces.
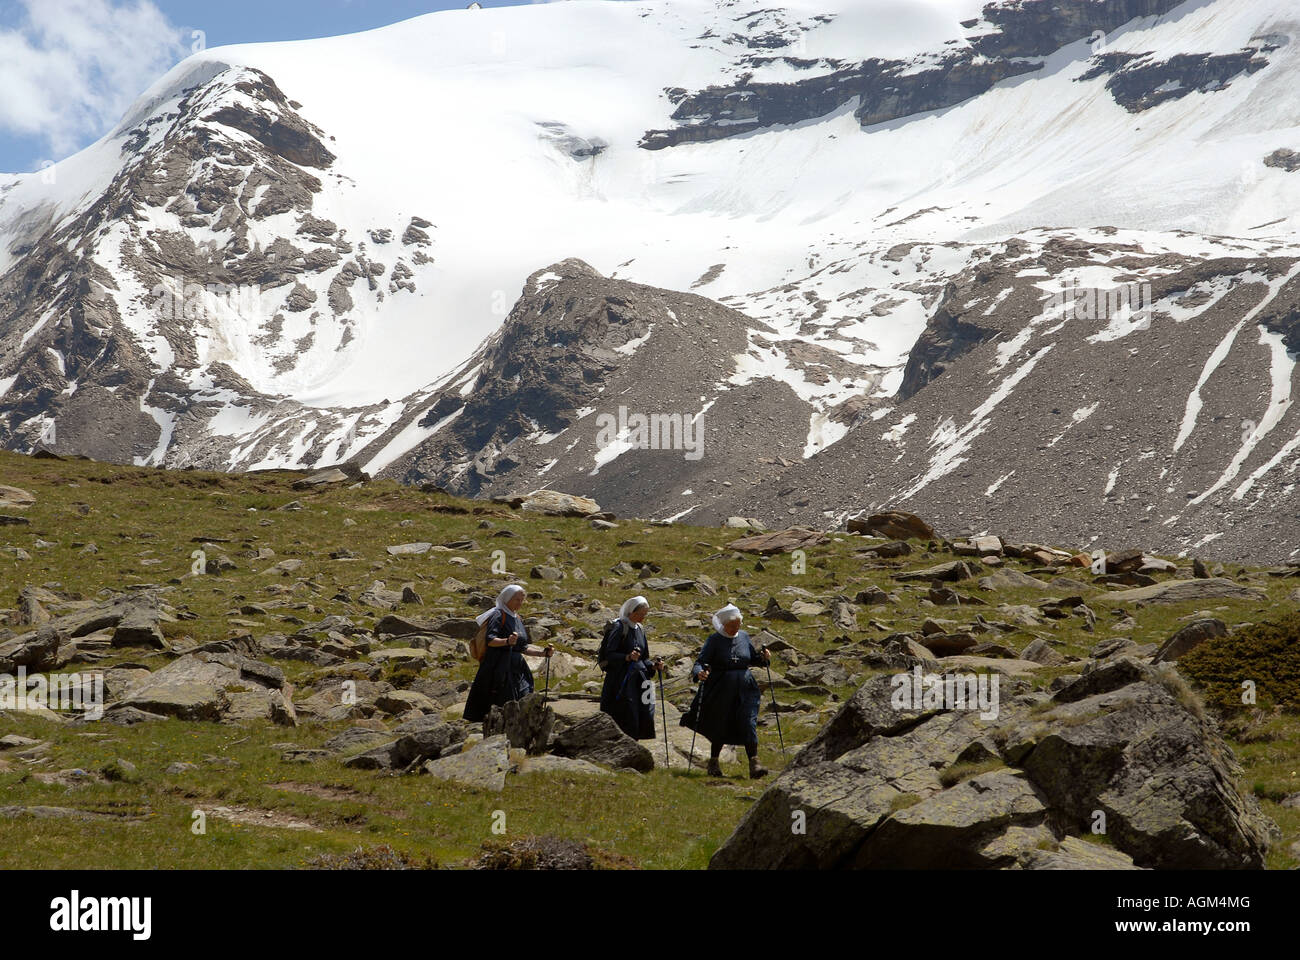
xmin=656 ymin=663 xmax=670 ymax=769
xmin=543 ymin=648 xmax=551 ymax=705
xmin=764 ymin=653 xmax=787 ymax=764
xmin=687 ymin=674 xmax=711 ymax=774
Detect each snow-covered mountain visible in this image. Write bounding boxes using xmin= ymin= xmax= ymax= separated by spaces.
xmin=2 ymin=0 xmax=1299 ymax=560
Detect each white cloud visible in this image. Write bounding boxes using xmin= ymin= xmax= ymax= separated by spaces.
xmin=0 ymin=0 xmax=186 ymax=163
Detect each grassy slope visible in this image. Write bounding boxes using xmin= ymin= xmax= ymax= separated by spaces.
xmin=0 ymin=449 xmax=1296 ymax=868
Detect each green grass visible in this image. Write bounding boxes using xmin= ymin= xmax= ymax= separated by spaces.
xmin=2 ymin=448 xmax=1299 ymax=868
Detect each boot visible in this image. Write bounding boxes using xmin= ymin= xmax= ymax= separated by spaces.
xmin=706 ymin=758 xmax=724 ymax=777
xmin=748 ymin=756 xmax=769 ymax=779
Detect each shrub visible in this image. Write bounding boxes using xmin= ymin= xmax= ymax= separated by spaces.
xmin=1178 ymin=614 xmax=1300 ymax=712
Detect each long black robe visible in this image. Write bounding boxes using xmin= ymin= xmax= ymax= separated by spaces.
xmin=599 ymin=619 xmax=657 ymax=740
xmin=683 ymin=629 xmax=763 ymax=747
xmin=463 ymin=608 xmax=534 ymax=723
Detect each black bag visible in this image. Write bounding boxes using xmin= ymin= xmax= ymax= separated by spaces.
xmin=597 ymin=619 xmax=629 ymax=673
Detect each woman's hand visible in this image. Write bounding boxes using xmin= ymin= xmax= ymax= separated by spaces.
xmin=543 ymin=644 xmax=554 ymax=659
xmin=761 ymin=647 xmax=771 ymax=664
xmin=697 ymin=668 xmax=710 ymax=682
xmin=627 ymin=648 xmax=641 ymax=662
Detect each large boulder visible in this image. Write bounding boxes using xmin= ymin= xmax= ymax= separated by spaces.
xmin=727 ymin=528 xmax=830 ymax=555
xmin=517 ymin=490 xmax=601 ymax=517
xmin=848 ymin=511 xmax=936 ymax=541
xmin=0 ymin=626 xmax=63 ymax=673
xmin=552 ymin=712 xmax=654 ymax=772
xmin=423 ymin=735 xmax=512 ymax=791
xmin=1103 ymin=578 xmax=1266 ymax=605
xmin=710 ymin=659 xmax=1274 ymax=870
xmin=484 ymin=693 xmax=555 ymax=754
xmin=1152 ymin=619 xmax=1228 ymax=663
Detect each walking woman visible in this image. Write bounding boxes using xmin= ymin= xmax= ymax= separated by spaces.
xmin=464 ymin=584 xmax=553 ymax=723
xmin=687 ymin=603 xmax=770 ymax=778
xmin=599 ymin=595 xmax=663 ymax=740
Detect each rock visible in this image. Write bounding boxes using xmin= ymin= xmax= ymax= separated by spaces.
xmin=394 ymin=721 xmax=457 ymax=766
xmin=387 ymin=542 xmax=433 ymax=556
xmin=515 ymin=755 xmax=612 ymax=776
xmin=0 ymin=625 xmax=63 ymax=673
xmin=0 ymin=735 xmax=45 ymax=751
xmin=110 ymin=608 xmax=168 ymax=649
xmin=1024 ymin=836 xmax=1140 ymax=870
xmin=120 ymin=683 xmax=228 ymax=721
xmin=118 ymin=654 xmax=240 ymax=721
xmin=858 ymin=540 xmax=912 ymax=558
xmin=1104 ymin=549 xmax=1146 ymax=574
xmin=373 ymin=614 xmax=441 ymax=637
xmin=531 ymin=565 xmax=565 ymax=581
xmin=1020 ymin=637 xmax=1065 ymax=667
xmin=292 ymin=467 xmax=354 ymax=490
xmin=710 ymin=657 xmax=1273 ymax=870
xmin=1103 ymin=578 xmax=1266 ymax=605
xmin=724 ymin=516 xmax=766 ymax=531
xmin=977 ymin=569 xmax=1053 ymax=591
xmin=324 ymin=727 xmax=395 ymax=754
xmin=728 ymin=527 xmax=830 ymax=554
xmin=894 ymin=561 xmax=974 ymax=583
xmin=916 ymin=632 xmax=978 ymax=656
xmin=101 ymin=758 xmax=139 ymax=783
xmin=848 ymin=511 xmax=936 ymax=541
xmin=0 ymin=485 xmax=36 ymax=509
xmin=552 ymin=712 xmax=654 ymax=772
xmin=1152 ymin=619 xmax=1228 ymax=663
xmin=376 ymin=689 xmax=437 ymax=715
xmin=368 ymin=648 xmax=433 ymax=669
xmin=516 ymin=490 xmax=601 ymax=517
xmin=855 ymin=585 xmax=892 ymax=605
xmin=853 ymin=770 xmax=1050 ymax=868
xmin=423 ymin=735 xmax=512 ymax=791
xmin=483 ymin=693 xmax=555 ymax=754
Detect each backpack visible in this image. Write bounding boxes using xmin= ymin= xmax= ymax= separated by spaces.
xmin=597 ymin=619 xmax=629 ymax=672
xmin=471 ymin=609 xmax=498 ymax=662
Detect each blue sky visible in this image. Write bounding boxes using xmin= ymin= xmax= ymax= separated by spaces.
xmin=0 ymin=0 xmax=633 ymax=173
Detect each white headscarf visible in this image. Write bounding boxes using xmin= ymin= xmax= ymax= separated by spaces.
xmin=619 ymin=595 xmax=649 ymax=624
xmin=711 ymin=603 xmax=743 ymax=633
xmin=476 ymin=584 xmax=527 ymax=639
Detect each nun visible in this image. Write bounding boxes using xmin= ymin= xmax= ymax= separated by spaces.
xmin=687 ymin=603 xmax=770 ymax=778
xmin=599 ymin=596 xmax=663 ymax=740
xmin=463 ymin=584 xmax=553 ymax=723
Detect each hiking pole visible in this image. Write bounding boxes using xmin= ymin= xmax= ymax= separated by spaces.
xmin=687 ymin=673 xmax=711 ymax=774
xmin=656 ymin=662 xmax=670 ymax=769
xmin=764 ymin=653 xmax=787 ymax=764
xmin=543 ymin=648 xmax=551 ymax=705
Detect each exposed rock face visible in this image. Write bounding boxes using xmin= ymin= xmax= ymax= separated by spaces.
xmin=710 ymin=660 xmax=1275 ymax=869
xmin=1079 ymin=40 xmax=1277 ymax=113
xmin=734 ymin=235 xmax=1300 ymax=562
xmin=369 ymin=259 xmax=813 ymax=521
xmin=640 ymin=0 xmax=1191 ymax=149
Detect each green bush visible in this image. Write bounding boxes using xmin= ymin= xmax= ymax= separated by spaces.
xmin=1179 ymin=614 xmax=1300 ymax=712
